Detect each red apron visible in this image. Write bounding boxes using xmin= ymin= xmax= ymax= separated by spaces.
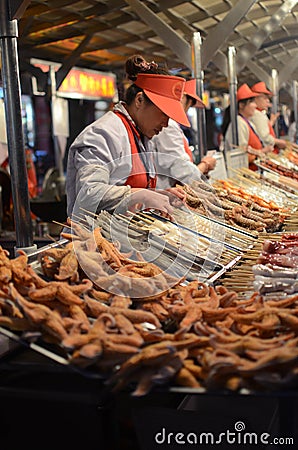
xmin=240 ymin=115 xmax=263 ymax=171
xmin=247 ymin=125 xmax=263 ymax=171
xmin=183 ymin=135 xmax=194 ymax=162
xmin=26 ymin=148 xmax=38 ymax=198
xmin=269 ymin=121 xmax=279 ymax=154
xmin=1 ymin=149 xmax=37 ymax=198
xmin=114 ymin=111 xmax=156 ymax=189
xmin=268 ymin=120 xmax=276 ymax=138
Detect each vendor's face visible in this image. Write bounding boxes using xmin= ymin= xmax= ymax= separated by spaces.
xmin=239 ymin=98 xmax=257 ymax=118
xmin=182 ymin=94 xmax=195 ymax=112
xmin=133 ymin=93 xmax=169 ymax=138
xmin=255 ymin=94 xmax=271 ymax=111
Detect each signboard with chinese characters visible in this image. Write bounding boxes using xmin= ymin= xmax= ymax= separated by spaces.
xmin=202 ymin=90 xmax=210 ymax=109
xmin=31 ymin=59 xmax=117 ymax=100
xmin=58 ymin=67 xmax=117 ymax=100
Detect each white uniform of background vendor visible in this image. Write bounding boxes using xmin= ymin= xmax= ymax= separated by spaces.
xmin=151 ymin=79 xmax=216 ymax=189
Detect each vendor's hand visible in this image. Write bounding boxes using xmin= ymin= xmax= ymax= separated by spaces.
xmin=202 ymin=156 xmax=217 ymax=170
xmin=166 ymin=186 xmax=186 ymax=202
xmin=275 ymin=138 xmax=287 ymax=149
xmin=130 ymin=188 xmax=173 ymax=217
xmin=262 ymin=144 xmax=274 ymax=154
xmin=270 ymin=112 xmax=280 ymax=126
xmin=198 ymin=156 xmax=217 ymax=174
xmin=157 ymin=187 xmax=186 ymax=208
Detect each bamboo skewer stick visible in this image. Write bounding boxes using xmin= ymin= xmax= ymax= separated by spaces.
xmin=53 ymin=220 xmax=69 ymax=228
xmin=79 ymin=207 xmax=100 ymax=218
xmin=71 ymin=213 xmax=90 ymax=226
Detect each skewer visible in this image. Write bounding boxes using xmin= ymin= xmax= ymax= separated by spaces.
xmin=230 ymin=143 xmax=248 ymax=151
xmin=53 ymin=220 xmax=70 ymax=228
xmin=44 ymin=234 xmax=59 ymax=243
xmin=233 ymin=174 xmax=260 ymax=187
xmin=115 ymin=213 xmax=148 ymax=229
xmin=224 ymin=269 xmax=255 ymax=274
xmin=79 ymin=207 xmax=100 ymax=218
xmin=71 ymin=213 xmax=90 ymax=226
xmin=137 ymin=212 xmax=156 ymax=223
xmin=114 ymin=210 xmax=238 ymax=266
xmin=69 ymin=217 xmax=91 ymax=231
xmin=52 ymin=218 xmax=90 ymax=233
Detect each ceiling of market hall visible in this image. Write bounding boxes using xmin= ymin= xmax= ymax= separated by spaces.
xmin=3 ymin=0 xmax=298 ymax=100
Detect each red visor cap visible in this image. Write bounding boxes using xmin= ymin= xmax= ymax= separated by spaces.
xmin=134 ymin=73 xmax=190 ymax=127
xmin=251 ymin=81 xmax=273 ymax=96
xmin=184 ymin=79 xmax=205 ymax=108
xmin=237 ymin=83 xmax=262 ymax=101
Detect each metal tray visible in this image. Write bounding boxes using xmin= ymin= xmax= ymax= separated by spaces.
xmin=95 ymin=211 xmax=228 ymax=281
xmin=0 ymin=326 xmax=69 ymax=366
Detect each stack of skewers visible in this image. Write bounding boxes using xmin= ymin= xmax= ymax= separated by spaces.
xmin=218 ymin=232 xmax=298 ymax=297
xmin=181 ymin=178 xmax=288 ymax=234
xmin=229 ymin=165 xmax=298 ymax=232
xmin=254 ymin=143 xmax=298 ymax=195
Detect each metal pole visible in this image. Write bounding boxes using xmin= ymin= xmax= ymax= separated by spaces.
xmin=50 ymin=66 xmax=65 ymax=195
xmin=227 ymin=46 xmax=238 ymax=146
xmin=0 ymin=0 xmax=35 ymax=253
xmin=271 ymin=69 xmax=279 ymax=137
xmin=191 ymin=32 xmax=207 ymax=162
xmin=292 ymin=80 xmax=298 ymax=144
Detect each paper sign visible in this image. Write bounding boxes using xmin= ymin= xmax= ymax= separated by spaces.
xmin=225 ymin=149 xmax=248 ymax=178
xmin=208 ymin=152 xmax=227 ymax=181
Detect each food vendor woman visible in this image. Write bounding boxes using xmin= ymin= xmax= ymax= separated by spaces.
xmin=66 ymin=55 xmax=190 ymax=219
xmin=223 ymin=83 xmax=273 ymax=170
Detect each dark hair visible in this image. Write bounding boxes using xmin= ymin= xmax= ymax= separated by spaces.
xmin=239 ymin=98 xmax=255 ymax=106
xmin=125 ymin=54 xmax=168 ymax=104
xmin=185 ymin=94 xmax=196 ymax=107
xmin=125 ymin=54 xmax=168 ymax=80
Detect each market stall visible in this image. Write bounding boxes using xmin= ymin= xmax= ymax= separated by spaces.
xmin=1 ymin=2 xmax=298 ymax=447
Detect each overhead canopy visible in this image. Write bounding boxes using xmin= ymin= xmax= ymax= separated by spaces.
xmin=10 ymin=0 xmax=298 ymax=98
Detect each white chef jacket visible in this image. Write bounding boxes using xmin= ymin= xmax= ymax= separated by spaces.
xmin=150 ymin=118 xmax=202 ymax=189
xmin=250 ymin=109 xmax=275 ymax=146
xmin=66 ymin=102 xmax=155 ymax=217
xmin=288 ymin=122 xmax=297 ymax=143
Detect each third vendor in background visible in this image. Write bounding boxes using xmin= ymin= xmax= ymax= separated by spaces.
xmin=223 ymin=84 xmax=274 ymax=171
xmin=250 ymin=81 xmax=287 ymax=152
